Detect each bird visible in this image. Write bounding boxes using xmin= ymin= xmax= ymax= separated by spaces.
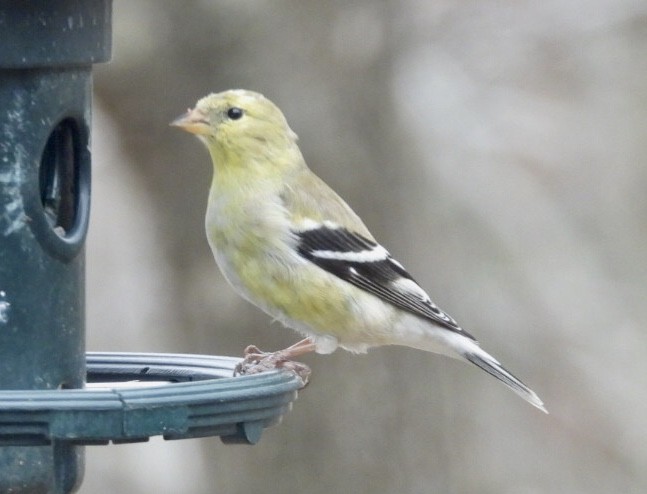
xmin=171 ymin=89 xmax=547 ymax=413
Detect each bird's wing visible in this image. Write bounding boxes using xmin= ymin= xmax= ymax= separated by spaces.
xmin=294 ymin=223 xmax=475 ymax=339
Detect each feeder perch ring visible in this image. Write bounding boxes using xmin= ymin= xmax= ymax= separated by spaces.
xmin=0 ymin=352 xmax=303 ymax=446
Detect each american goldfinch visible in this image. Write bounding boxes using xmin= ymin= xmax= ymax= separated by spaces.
xmin=172 ymin=89 xmax=547 ymax=413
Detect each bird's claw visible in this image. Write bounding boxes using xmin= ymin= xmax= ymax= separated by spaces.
xmin=234 ymin=345 xmax=311 ymax=387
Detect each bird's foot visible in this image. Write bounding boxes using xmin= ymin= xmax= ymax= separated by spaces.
xmin=234 ymin=344 xmax=312 ymax=387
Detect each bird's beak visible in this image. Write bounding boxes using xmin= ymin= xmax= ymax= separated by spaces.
xmin=170 ymin=107 xmax=210 ymax=135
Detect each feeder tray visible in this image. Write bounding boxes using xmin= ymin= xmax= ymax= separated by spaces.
xmin=0 ymin=352 xmax=302 ymax=446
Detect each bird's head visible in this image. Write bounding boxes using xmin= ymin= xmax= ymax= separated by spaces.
xmin=172 ymin=90 xmax=300 ymax=168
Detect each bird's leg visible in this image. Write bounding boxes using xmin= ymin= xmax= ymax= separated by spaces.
xmin=234 ymin=338 xmax=315 ymax=386
xmin=240 ymin=338 xmax=316 ymax=361
xmin=280 ymin=338 xmax=318 ymax=358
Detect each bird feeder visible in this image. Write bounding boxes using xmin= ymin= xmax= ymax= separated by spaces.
xmin=0 ymin=2 xmax=302 ymax=492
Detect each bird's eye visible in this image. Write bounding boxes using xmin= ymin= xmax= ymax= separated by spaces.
xmin=227 ymin=107 xmax=244 ymax=120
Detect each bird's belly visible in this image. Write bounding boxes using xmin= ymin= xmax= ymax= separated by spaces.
xmin=210 ymin=238 xmax=398 ymax=353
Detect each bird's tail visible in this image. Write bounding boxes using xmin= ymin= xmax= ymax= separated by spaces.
xmin=393 ymin=315 xmax=547 ymax=412
xmin=461 ymin=344 xmax=548 ymax=413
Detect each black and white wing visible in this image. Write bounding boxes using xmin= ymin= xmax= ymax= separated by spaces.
xmin=294 ymin=223 xmax=475 ymax=339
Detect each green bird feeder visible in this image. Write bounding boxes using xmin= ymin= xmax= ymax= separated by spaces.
xmin=0 ymin=1 xmax=302 ymax=492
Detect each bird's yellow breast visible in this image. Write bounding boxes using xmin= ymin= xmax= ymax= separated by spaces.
xmin=205 ymin=182 xmax=389 ymax=344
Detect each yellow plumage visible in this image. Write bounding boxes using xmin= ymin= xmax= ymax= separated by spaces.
xmin=172 ymin=89 xmax=547 ymax=412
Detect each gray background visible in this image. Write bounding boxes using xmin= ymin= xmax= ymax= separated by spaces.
xmin=82 ymin=1 xmax=647 ymax=492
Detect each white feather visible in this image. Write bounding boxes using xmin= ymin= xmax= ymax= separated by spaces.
xmin=391 ymin=277 xmax=432 ymax=303
xmin=311 ymin=244 xmax=389 ymax=263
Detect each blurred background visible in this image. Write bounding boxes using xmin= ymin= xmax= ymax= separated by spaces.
xmin=83 ymin=0 xmax=647 ymax=492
